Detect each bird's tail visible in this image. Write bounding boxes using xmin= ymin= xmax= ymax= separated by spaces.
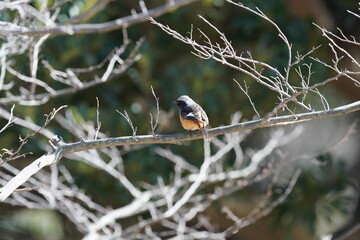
xmin=200 ymin=127 xmax=211 ymax=141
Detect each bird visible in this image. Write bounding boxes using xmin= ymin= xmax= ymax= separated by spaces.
xmin=174 ymin=95 xmax=211 ymax=141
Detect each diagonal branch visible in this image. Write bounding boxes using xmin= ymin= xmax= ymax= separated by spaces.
xmin=0 ymin=0 xmax=199 ymax=36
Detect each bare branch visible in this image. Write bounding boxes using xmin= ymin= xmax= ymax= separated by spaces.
xmin=233 ymin=79 xmax=260 ymax=118
xmin=149 ymin=17 xmax=315 ymax=113
xmin=94 ymin=97 xmax=101 ymax=140
xmin=84 ymin=192 xmax=152 ymax=239
xmin=116 ymin=110 xmax=138 ymax=138
xmin=155 ymin=147 xmax=199 ymax=173
xmin=313 ymin=23 xmax=360 ymax=68
xmin=0 ymin=105 xmax=66 ymax=164
xmin=0 ymin=38 xmax=143 ymax=106
xmin=0 ymin=152 xmax=62 ymax=201
xmin=0 ymin=0 xmax=199 ymax=36
xmin=52 ymin=100 xmax=360 ymax=155
xmin=223 ymin=169 xmax=301 ymax=237
xmin=150 ymin=86 xmax=160 ymax=137
xmin=0 ymin=105 xmax=15 ymax=134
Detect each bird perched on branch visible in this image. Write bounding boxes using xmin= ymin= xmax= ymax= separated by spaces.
xmin=174 ymin=95 xmax=210 ymax=141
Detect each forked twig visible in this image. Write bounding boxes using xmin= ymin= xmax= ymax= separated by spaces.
xmin=116 ymin=109 xmax=138 ymax=139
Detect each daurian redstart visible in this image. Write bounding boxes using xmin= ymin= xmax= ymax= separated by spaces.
xmin=175 ymin=95 xmax=210 ymax=141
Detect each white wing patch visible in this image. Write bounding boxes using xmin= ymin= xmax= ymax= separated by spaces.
xmin=186 ymin=112 xmax=196 ymax=117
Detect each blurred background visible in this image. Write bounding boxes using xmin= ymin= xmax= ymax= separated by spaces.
xmin=0 ymin=0 xmax=360 ymax=239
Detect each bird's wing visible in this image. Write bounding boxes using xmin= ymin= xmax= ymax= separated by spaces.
xmin=200 ymin=109 xmax=209 ymax=125
xmin=184 ymin=111 xmax=205 ymax=123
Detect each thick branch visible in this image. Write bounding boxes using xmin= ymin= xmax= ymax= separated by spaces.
xmin=59 ymin=100 xmax=360 ymax=154
xmin=0 ymin=152 xmax=61 ymax=201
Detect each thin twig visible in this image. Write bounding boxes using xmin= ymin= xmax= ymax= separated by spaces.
xmin=149 ymin=86 xmax=160 ymax=137
xmin=116 ymin=110 xmax=138 ymax=138
xmin=233 ymin=79 xmax=260 ymax=118
xmin=223 ymin=169 xmax=301 ymax=237
xmin=95 ymin=97 xmax=101 ymax=140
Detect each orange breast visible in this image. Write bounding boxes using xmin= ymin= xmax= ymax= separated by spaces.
xmin=179 ymin=116 xmax=204 ymax=130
